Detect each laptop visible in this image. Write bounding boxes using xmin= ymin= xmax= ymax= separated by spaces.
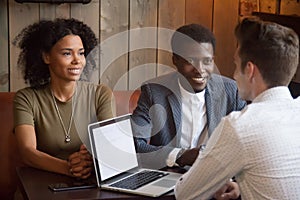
xmin=88 ymin=114 xmax=182 ymax=197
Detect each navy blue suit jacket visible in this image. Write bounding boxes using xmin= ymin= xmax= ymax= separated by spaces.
xmin=131 ymin=72 xmax=246 ymax=168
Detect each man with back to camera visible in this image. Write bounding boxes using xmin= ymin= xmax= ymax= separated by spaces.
xmin=131 ymin=24 xmax=246 ymax=199
xmin=174 ymin=17 xmax=300 ymax=199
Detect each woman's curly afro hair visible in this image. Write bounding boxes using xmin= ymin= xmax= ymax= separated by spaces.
xmin=13 ymin=18 xmax=98 ymax=88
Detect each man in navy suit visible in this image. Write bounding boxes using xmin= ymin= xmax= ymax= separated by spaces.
xmin=131 ymin=24 xmax=246 ymax=171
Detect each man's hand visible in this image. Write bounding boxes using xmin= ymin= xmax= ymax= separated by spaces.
xmin=68 ymin=144 xmax=93 ymax=179
xmin=214 ymin=181 xmax=240 ymax=200
xmin=176 ymin=147 xmax=200 ymax=167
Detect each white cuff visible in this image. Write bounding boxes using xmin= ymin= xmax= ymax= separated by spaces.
xmin=166 ymin=148 xmax=181 ymax=167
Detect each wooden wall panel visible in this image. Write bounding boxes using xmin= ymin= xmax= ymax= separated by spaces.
xmin=40 ymin=3 xmax=56 ymax=20
xmin=259 ymin=0 xmax=277 ymax=13
xmin=5 ymin=0 xmax=293 ymax=92
xmin=0 ymin=0 xmax=9 ymax=92
xmin=9 ymin=0 xmax=39 ymax=91
xmin=185 ymin=0 xmax=213 ymax=30
xmin=100 ymin=0 xmax=129 ymax=90
xmin=158 ymin=0 xmax=185 ymax=29
xmin=157 ymin=0 xmax=185 ymax=76
xmin=71 ymin=0 xmax=100 ymax=38
xmin=129 ymin=0 xmax=158 ymax=90
xmin=213 ymin=0 xmax=239 ymax=78
xmin=280 ymin=0 xmax=300 ymax=15
xmin=55 ymin=3 xmax=70 ymax=18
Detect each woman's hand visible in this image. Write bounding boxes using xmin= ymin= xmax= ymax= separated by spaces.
xmin=68 ymin=144 xmax=93 ymax=179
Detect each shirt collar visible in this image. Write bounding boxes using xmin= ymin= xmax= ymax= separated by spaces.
xmin=252 ymin=86 xmax=293 ymax=103
xmin=178 ymin=79 xmax=205 ymax=103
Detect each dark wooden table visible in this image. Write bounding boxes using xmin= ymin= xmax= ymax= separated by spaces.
xmin=17 ymin=167 xmax=179 ymax=200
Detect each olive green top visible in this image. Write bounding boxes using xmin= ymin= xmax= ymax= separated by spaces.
xmin=13 ymin=81 xmax=115 ymax=159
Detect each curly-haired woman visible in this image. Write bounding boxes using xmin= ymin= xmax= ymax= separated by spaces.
xmin=13 ymin=18 xmax=115 ymax=179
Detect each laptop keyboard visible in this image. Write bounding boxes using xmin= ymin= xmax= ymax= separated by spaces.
xmin=109 ymin=170 xmax=169 ymax=190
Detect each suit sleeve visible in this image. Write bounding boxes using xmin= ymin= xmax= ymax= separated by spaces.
xmin=131 ymin=84 xmax=175 ymax=169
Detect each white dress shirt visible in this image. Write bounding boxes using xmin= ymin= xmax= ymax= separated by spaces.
xmin=175 ymin=87 xmax=300 ymax=199
xmin=180 ymin=84 xmax=207 ymax=149
xmin=166 ymin=81 xmax=207 ymax=167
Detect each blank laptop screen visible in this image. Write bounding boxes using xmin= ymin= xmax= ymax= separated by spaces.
xmin=91 ymin=117 xmax=138 ymax=181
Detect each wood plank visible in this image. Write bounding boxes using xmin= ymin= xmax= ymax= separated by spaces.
xmin=259 ymin=0 xmax=276 ymax=13
xmin=9 ymin=0 xmax=39 ymax=91
xmin=71 ymin=0 xmax=100 ymax=38
xmin=158 ymin=0 xmax=185 ymax=29
xmin=0 ymin=0 xmax=9 ymax=91
xmin=239 ymin=0 xmax=259 ymax=16
xmin=213 ymin=0 xmax=239 ymax=78
xmin=100 ymin=0 xmax=129 ymax=90
xmin=40 ymin=3 xmax=56 ymax=20
xmin=185 ymin=0 xmax=213 ymax=29
xmin=157 ymin=0 xmax=185 ymax=76
xmin=280 ymin=0 xmax=300 ymax=15
xmin=128 ymin=0 xmax=158 ymax=90
xmin=55 ymin=3 xmax=70 ymax=18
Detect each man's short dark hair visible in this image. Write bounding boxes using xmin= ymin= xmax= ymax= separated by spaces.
xmin=171 ymin=24 xmax=216 ymax=57
xmin=235 ymin=17 xmax=299 ymax=87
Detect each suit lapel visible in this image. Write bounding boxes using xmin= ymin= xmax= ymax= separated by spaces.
xmin=168 ymin=93 xmax=181 ymax=146
xmin=205 ymin=88 xmax=215 ymax=137
xmin=205 ymin=75 xmax=226 ymax=136
xmin=162 ymin=75 xmax=182 ymax=147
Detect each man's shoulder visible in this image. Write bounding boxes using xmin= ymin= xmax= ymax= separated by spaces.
xmin=208 ymin=74 xmax=238 ymax=91
xmin=210 ymin=74 xmax=236 ymax=85
xmin=138 ymin=72 xmax=181 ymax=99
xmin=144 ymin=72 xmax=178 ymax=85
xmin=142 ymin=72 xmax=179 ymax=91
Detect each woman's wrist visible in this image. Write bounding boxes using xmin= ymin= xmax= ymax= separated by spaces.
xmin=65 ymin=160 xmax=73 ymax=177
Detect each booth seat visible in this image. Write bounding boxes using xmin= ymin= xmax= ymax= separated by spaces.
xmin=0 ymin=90 xmax=140 ymax=200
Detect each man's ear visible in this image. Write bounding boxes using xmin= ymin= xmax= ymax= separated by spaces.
xmin=42 ymin=52 xmax=50 ymax=64
xmin=173 ymin=55 xmax=185 ymax=69
xmin=245 ymin=61 xmax=256 ymax=82
xmin=172 ymin=55 xmax=177 ymax=66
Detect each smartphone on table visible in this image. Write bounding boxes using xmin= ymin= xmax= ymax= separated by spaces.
xmin=48 ymin=180 xmax=97 ymax=192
